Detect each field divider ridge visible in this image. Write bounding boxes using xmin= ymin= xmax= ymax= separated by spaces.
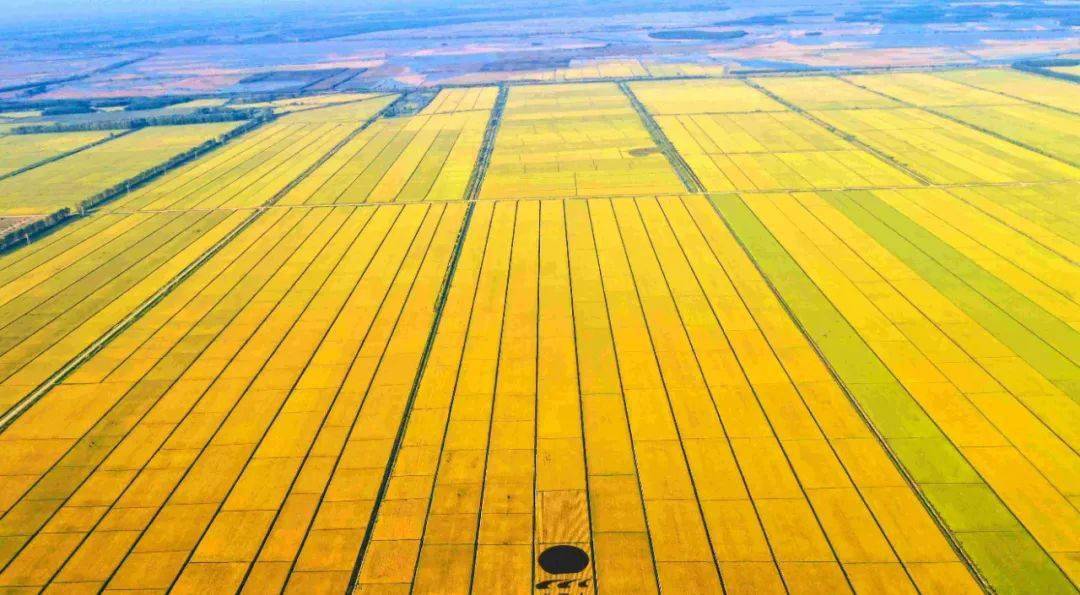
xmin=943 ymin=67 xmax=1080 ymax=116
xmin=0 ymin=99 xmax=402 ymax=433
xmin=286 ymin=92 xmax=398 ymax=115
xmin=93 ymin=177 xmax=1080 ymax=215
xmin=0 ymin=114 xmax=276 ymax=252
xmin=703 ymin=193 xmax=992 ymax=589
xmin=347 ymin=83 xmax=509 ymax=590
xmin=0 ymin=128 xmax=137 ymax=183
xmin=619 ymin=81 xmax=706 ymax=193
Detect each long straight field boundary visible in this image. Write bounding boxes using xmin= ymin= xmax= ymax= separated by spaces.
xmin=0 ymin=73 xmax=1074 ymax=592
xmin=0 ymin=115 xmax=274 ymax=253
xmin=83 ymin=173 xmax=1080 ymax=215
xmin=839 ymin=75 xmax=1080 ymax=169
xmin=941 ymin=68 xmax=1080 ymax=116
xmin=347 ymin=83 xmax=509 ymax=590
xmin=0 ymin=129 xmax=135 ymax=183
xmin=741 ymin=78 xmax=935 ymax=185
xmin=704 ymin=193 xmax=993 ymax=589
xmin=285 ymin=92 xmax=399 ymax=116
xmin=0 ymin=100 xmax=403 ymax=432
xmin=616 ymin=72 xmax=1070 ymax=590
xmin=619 ymin=81 xmax=706 ymax=193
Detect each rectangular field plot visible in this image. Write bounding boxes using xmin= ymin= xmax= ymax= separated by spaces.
xmin=935 ymin=69 xmax=1079 ymax=114
xmin=0 ymin=74 xmax=1076 ymax=595
xmin=105 ymin=95 xmax=398 ymax=212
xmin=752 ymin=76 xmax=901 ymax=110
xmin=452 ymin=60 xmax=725 ymax=85
xmin=421 ymin=87 xmax=499 ymax=115
xmin=352 ymin=196 xmax=976 ymax=594
xmin=813 ymin=107 xmax=1080 ymax=184
xmin=278 ymin=89 xmax=494 ymax=205
xmin=0 ymin=196 xmax=981 ymax=594
xmin=808 ymin=74 xmax=1080 ymax=166
xmin=0 ymin=101 xmax=396 ymax=419
xmin=752 ymin=74 xmax=1080 ymax=183
xmin=720 ymin=190 xmax=1079 ymax=591
xmin=943 ymin=182 xmax=1080 ymax=250
xmin=0 ymin=202 xmax=465 ymax=593
xmin=106 ymin=122 xmax=368 ymax=212
xmin=630 ymin=80 xmax=913 ymax=192
xmin=842 ymin=72 xmax=1023 ymax=107
xmin=0 ymin=209 xmax=251 ymax=417
xmin=274 ymin=94 xmax=397 ymax=123
xmin=929 ymin=104 xmax=1079 ymax=164
xmin=631 ymin=79 xmax=785 ymax=114
xmin=0 ymin=131 xmax=117 ymax=177
xmin=479 ymin=83 xmax=685 ymax=199
xmin=0 ymin=123 xmax=240 ymax=216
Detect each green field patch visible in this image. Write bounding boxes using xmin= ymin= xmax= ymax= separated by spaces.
xmin=708 ymin=192 xmax=1071 ymax=594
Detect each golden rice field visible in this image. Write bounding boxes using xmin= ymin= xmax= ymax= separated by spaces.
xmin=0 ymin=69 xmax=1075 ymax=594
xmin=0 ymin=124 xmax=242 ymax=216
xmin=480 ymin=83 xmax=685 ymax=199
xmin=277 ymin=89 xmax=495 ymax=205
xmin=0 ymin=131 xmax=117 ymax=178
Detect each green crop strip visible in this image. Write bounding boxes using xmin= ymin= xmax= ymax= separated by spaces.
xmin=821 ymin=189 xmax=1080 ymax=402
xmin=707 ymin=193 xmax=1074 ymax=594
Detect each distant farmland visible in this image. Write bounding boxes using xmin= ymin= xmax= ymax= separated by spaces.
xmin=0 ymin=68 xmax=1075 ymax=595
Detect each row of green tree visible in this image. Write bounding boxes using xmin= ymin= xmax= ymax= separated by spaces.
xmin=12 ymin=108 xmax=270 ymax=134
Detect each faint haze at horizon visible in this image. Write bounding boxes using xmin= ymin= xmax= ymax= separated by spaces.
xmin=0 ymin=0 xmax=479 ymax=27
xmin=0 ymin=0 xmax=750 ymax=30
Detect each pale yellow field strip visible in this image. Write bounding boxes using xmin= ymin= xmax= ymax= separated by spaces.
xmin=102 ymin=122 xmax=346 ymax=212
xmin=275 ymin=95 xmax=398 ymax=123
xmin=752 ymin=76 xmax=901 ymax=111
xmin=745 ymin=192 xmax=1080 ymax=583
xmin=0 ymin=210 xmax=251 ymax=417
xmin=933 ymin=104 xmax=1080 ymax=164
xmin=278 ymin=102 xmax=492 ymax=206
xmin=562 ymin=58 xmax=651 ymax=80
xmin=421 ymin=87 xmax=499 ymax=115
xmin=843 ymin=73 xmax=1022 ymax=107
xmin=631 ymin=79 xmax=915 ymax=193
xmin=0 ymin=123 xmax=240 ymax=215
xmin=0 ymin=131 xmax=117 ymax=177
xmin=103 ymin=95 xmax=397 ymax=213
xmin=631 ymin=79 xmax=787 ymax=114
xmin=823 ymin=74 xmax=1080 ymax=166
xmin=479 ymin=83 xmax=685 ymax=200
xmin=394 ymin=61 xmax=724 ymax=86
xmin=935 ymin=69 xmax=1079 ymax=114
xmin=164 ymin=98 xmax=229 ymax=111
xmin=811 ymin=107 xmax=1079 ymax=184
xmin=945 ymin=183 xmax=1080 ymax=260
xmin=0 ymin=102 xmax=394 ymax=422
xmin=641 ymin=62 xmax=726 ymax=79
xmin=866 ymin=188 xmax=1080 ymax=329
xmin=0 ymin=111 xmax=41 ymax=120
xmin=0 ymin=202 xmax=464 ymax=591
